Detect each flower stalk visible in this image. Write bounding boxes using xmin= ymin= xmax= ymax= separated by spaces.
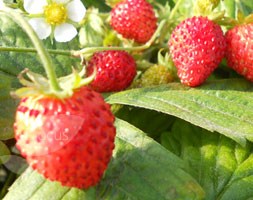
xmin=1 ymin=7 xmax=62 ymax=92
xmin=0 ymin=46 xmax=72 ymax=56
xmin=72 ymin=19 xmax=166 ymax=57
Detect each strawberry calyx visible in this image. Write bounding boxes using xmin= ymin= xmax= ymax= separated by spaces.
xmin=215 ymin=11 xmax=253 ymax=28
xmin=194 ymin=0 xmax=221 ymax=16
xmin=13 ymin=67 xmax=96 ymax=99
xmin=157 ymin=49 xmax=177 ymax=80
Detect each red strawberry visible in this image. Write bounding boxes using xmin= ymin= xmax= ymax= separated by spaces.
xmin=14 ymin=86 xmax=116 ymax=189
xmin=169 ymin=16 xmax=226 ymax=87
xmin=87 ymin=50 xmax=136 ymax=92
xmin=226 ymin=23 xmax=253 ymax=81
xmin=110 ymin=0 xmax=157 ymax=43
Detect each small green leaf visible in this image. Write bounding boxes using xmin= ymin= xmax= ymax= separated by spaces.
xmin=79 ymin=8 xmax=105 ymax=47
xmin=161 ymin=119 xmax=253 ymax=199
xmin=236 ymin=0 xmax=253 ymax=16
xmin=221 ymin=0 xmax=236 ymax=18
xmin=172 ymin=0 xmax=195 ymax=19
xmin=0 ymin=141 xmax=10 ymax=164
xmin=3 ymin=119 xmax=204 ymax=200
xmin=0 ymin=72 xmax=17 ymax=140
xmin=0 ymin=117 xmax=14 ymax=141
xmin=106 ymin=79 xmax=253 ymax=146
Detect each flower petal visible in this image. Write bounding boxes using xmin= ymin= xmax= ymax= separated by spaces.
xmin=67 ymin=0 xmax=86 ymax=22
xmin=54 ymin=23 xmax=77 ymax=42
xmin=0 ymin=0 xmax=4 ymax=9
xmin=24 ymin=0 xmax=47 ymax=14
xmin=29 ymin=18 xmax=51 ymax=40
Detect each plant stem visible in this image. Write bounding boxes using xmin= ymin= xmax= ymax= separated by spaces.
xmin=169 ymin=0 xmax=184 ymax=20
xmin=1 ymin=7 xmax=61 ymax=92
xmin=73 ymin=19 xmax=167 ymax=57
xmin=0 ymin=172 xmax=16 ymax=199
xmin=0 ymin=46 xmax=72 ymax=56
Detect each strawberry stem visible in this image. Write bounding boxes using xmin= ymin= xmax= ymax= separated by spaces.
xmin=0 ymin=7 xmax=62 ymax=92
xmin=169 ymin=0 xmax=184 ymax=20
xmin=0 ymin=46 xmax=72 ymax=56
xmin=73 ymin=19 xmax=167 ymax=57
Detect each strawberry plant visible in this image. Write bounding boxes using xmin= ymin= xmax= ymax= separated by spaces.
xmin=1 ymin=0 xmax=253 ymax=200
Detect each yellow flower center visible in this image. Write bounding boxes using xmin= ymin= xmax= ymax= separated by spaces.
xmin=44 ymin=3 xmax=68 ymax=25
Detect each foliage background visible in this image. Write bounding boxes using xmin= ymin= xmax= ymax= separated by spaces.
xmin=1 ymin=0 xmax=253 ymax=199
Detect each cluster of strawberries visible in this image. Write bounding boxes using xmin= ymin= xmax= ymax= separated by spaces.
xmin=169 ymin=16 xmax=253 ymax=87
xmin=88 ymin=0 xmax=253 ymax=89
xmin=13 ymin=0 xmax=253 ymax=191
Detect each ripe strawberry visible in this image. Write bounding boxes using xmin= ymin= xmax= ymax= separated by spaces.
xmin=110 ymin=0 xmax=157 ymax=43
xmin=169 ymin=16 xmax=226 ymax=87
xmin=225 ymin=23 xmax=253 ymax=81
xmin=87 ymin=50 xmax=136 ymax=92
xmin=14 ymin=86 xmax=116 ymax=189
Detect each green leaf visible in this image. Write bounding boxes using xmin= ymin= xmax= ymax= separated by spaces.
xmin=0 ymin=72 xmax=17 ymax=140
xmin=237 ymin=0 xmax=253 ymax=16
xmin=82 ymin=0 xmax=110 ymax=11
xmin=172 ymin=0 xmax=194 ymax=19
xmin=115 ymin=106 xmax=175 ymax=138
xmin=161 ymin=119 xmax=253 ymax=199
xmin=0 ymin=141 xmax=10 ymax=164
xmin=106 ymin=79 xmax=253 ymax=146
xmin=79 ymin=8 xmax=105 ymax=47
xmin=3 ymin=119 xmax=204 ymax=200
xmin=0 ymin=14 xmax=80 ymax=78
xmin=3 ymin=166 xmax=96 ymax=200
xmin=221 ymin=0 xmax=236 ymax=18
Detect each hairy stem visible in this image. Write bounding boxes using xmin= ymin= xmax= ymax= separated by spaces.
xmin=73 ymin=20 xmax=167 ymax=57
xmin=0 ymin=46 xmax=72 ymax=56
xmin=1 ymin=7 xmax=61 ymax=92
xmin=169 ymin=0 xmax=184 ymax=20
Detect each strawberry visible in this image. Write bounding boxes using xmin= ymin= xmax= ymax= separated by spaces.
xmin=225 ymin=23 xmax=253 ymax=81
xmin=169 ymin=16 xmax=226 ymax=87
xmin=139 ymin=65 xmax=174 ymax=87
xmin=87 ymin=50 xmax=136 ymax=92
xmin=110 ymin=0 xmax=157 ymax=43
xmin=14 ymin=86 xmax=116 ymax=189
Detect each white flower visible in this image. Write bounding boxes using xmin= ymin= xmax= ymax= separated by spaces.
xmin=24 ymin=0 xmax=86 ymax=42
xmin=0 ymin=0 xmax=4 ymax=9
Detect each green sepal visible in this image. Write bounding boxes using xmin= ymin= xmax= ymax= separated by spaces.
xmin=13 ymin=68 xmax=96 ymax=99
xmin=208 ymin=10 xmax=225 ymax=21
xmin=0 ymin=141 xmax=11 ymax=164
xmin=194 ymin=0 xmax=221 ymax=16
xmin=79 ymin=8 xmax=105 ymax=47
xmin=103 ymin=30 xmax=121 ymax=47
xmin=157 ymin=49 xmax=177 ymax=79
xmin=155 ymin=2 xmax=171 ymax=21
xmin=215 ymin=10 xmax=253 ymax=27
xmin=244 ymin=13 xmax=253 ymax=24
